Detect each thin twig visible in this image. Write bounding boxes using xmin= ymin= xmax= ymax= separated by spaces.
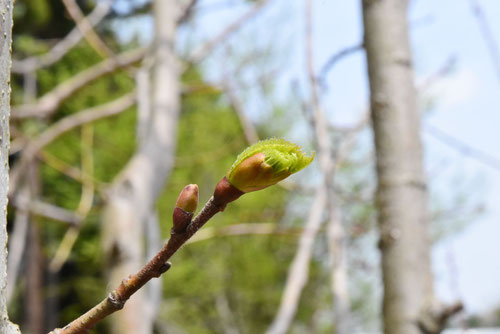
xmin=9 ymin=92 xmax=136 ymax=196
xmin=223 ymin=80 xmax=259 ymax=144
xmin=276 ymin=1 xmax=352 ymax=333
xmin=61 ymin=0 xmax=114 ymax=58
xmin=6 ymin=187 xmax=30 ymax=303
xmin=469 ymin=0 xmax=500 ymax=83
xmin=49 ymin=193 xmax=230 ymax=334
xmin=424 ymin=123 xmax=500 ymax=172
xmin=187 ymin=223 xmax=300 ymax=244
xmin=416 ymin=55 xmax=457 ymax=90
xmin=12 ymin=49 xmax=144 ymax=119
xmin=177 ymin=0 xmax=198 ymax=24
xmin=188 ymin=0 xmax=272 ymax=64
xmin=266 ymin=188 xmax=327 ymax=334
xmin=38 ymin=151 xmax=104 ymax=187
xmin=10 ymin=196 xmax=81 ymax=225
xmin=318 ymin=43 xmax=363 ymax=88
xmin=11 ymin=0 xmax=112 ymax=74
xmin=49 ymin=124 xmax=95 ymax=272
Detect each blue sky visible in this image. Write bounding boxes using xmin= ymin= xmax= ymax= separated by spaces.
xmin=114 ymin=0 xmax=500 ymax=318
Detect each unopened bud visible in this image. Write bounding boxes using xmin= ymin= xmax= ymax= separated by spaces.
xmin=227 ymin=138 xmax=314 ymax=193
xmin=172 ymin=184 xmax=199 ymax=233
xmin=175 ymin=184 xmax=199 ymax=213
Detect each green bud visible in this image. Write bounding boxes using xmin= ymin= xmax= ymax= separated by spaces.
xmin=227 ymin=138 xmax=314 ymax=192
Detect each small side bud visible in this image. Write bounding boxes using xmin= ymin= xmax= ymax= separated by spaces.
xmin=175 ymin=184 xmax=199 ymax=213
xmin=172 ymin=184 xmax=199 ymax=233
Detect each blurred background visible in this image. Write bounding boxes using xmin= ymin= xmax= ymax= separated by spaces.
xmin=6 ymin=0 xmax=500 ymax=333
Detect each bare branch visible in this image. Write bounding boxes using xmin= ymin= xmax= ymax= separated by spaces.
xmin=274 ymin=1 xmax=352 ymax=333
xmin=266 ymin=188 xmax=327 ymax=334
xmin=469 ymin=0 xmax=500 ymax=83
xmin=9 ymin=92 xmax=136 ymax=196
xmin=223 ymin=80 xmax=259 ymax=144
xmin=318 ymin=43 xmax=363 ymax=88
xmin=6 ymin=188 xmax=30 ymax=303
xmin=61 ymin=0 xmax=114 ymax=58
xmin=11 ymin=196 xmax=81 ymax=225
xmin=424 ymin=123 xmax=500 ymax=172
xmin=177 ymin=0 xmax=198 ymax=24
xmin=216 ymin=293 xmax=240 ymax=334
xmin=416 ymin=55 xmax=457 ymax=90
xmin=12 ymin=49 xmax=144 ymax=119
xmin=188 ymin=0 xmax=272 ymax=64
xmin=49 ymin=124 xmax=95 ymax=272
xmin=187 ymin=223 xmax=300 ymax=244
xmin=11 ymin=0 xmax=112 ymax=74
xmin=38 ymin=151 xmax=102 ymax=187
xmin=49 ymin=181 xmax=241 ymax=334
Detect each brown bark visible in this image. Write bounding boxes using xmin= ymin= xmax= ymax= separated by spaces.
xmin=49 ymin=179 xmax=240 ymax=334
xmin=362 ymin=0 xmax=433 ymax=333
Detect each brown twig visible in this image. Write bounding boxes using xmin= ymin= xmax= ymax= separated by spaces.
xmin=12 ymin=49 xmax=144 ymax=119
xmin=49 ymin=178 xmax=243 ymax=334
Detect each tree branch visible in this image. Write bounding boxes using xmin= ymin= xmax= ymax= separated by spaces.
xmin=177 ymin=0 xmax=198 ymax=24
xmin=49 ymin=187 xmax=235 ymax=334
xmin=49 ymin=124 xmax=95 ymax=272
xmin=11 ymin=0 xmax=112 ymax=74
xmin=9 ymin=92 xmax=136 ymax=196
xmin=469 ymin=0 xmax=500 ymax=83
xmin=12 ymin=49 xmax=144 ymax=119
xmin=187 ymin=223 xmax=300 ymax=244
xmin=188 ymin=0 xmax=272 ymax=64
xmin=266 ymin=188 xmax=327 ymax=334
xmin=424 ymin=123 xmax=500 ymax=172
xmin=223 ymin=79 xmax=259 ymax=144
xmin=61 ymin=0 xmax=114 ymax=58
xmin=318 ymin=43 xmax=363 ymax=88
xmin=11 ymin=196 xmax=81 ymax=225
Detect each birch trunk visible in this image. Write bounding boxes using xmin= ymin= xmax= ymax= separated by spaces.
xmin=102 ymin=1 xmax=181 ymax=333
xmin=0 ymin=0 xmax=22 ymax=332
xmin=362 ymin=0 xmax=433 ymax=333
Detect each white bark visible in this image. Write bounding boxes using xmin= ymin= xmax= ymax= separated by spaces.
xmin=0 ymin=0 xmax=22 ymax=332
xmin=305 ymin=0 xmax=351 ymax=332
xmin=266 ymin=188 xmax=326 ymax=334
xmin=102 ymin=1 xmax=181 ymax=333
xmin=362 ymin=0 xmax=435 ymax=333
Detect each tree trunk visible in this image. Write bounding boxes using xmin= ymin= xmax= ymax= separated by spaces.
xmin=101 ymin=1 xmax=181 ymax=333
xmin=362 ymin=1 xmax=434 ymax=333
xmin=0 ymin=0 xmax=22 ymax=332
